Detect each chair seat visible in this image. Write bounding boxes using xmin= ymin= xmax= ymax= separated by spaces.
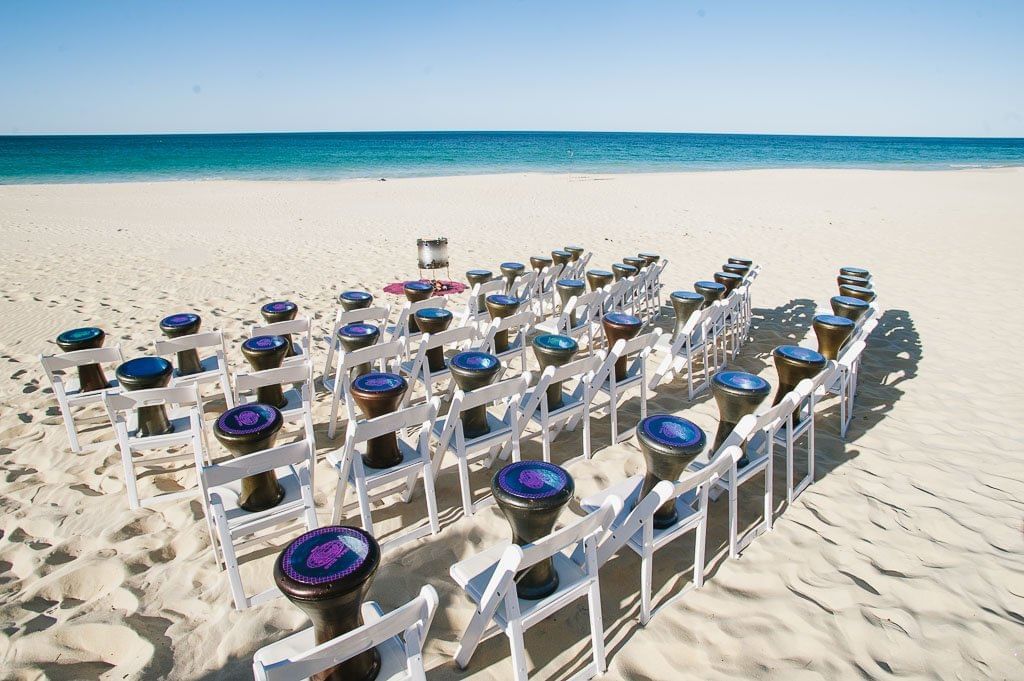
xmin=253 ymin=613 xmax=409 ymax=681
xmin=65 ymin=378 xmax=121 ymax=402
xmin=210 ymin=465 xmax=304 ymax=530
xmin=240 ymin=387 xmax=305 ymax=418
xmin=452 ymin=546 xmax=589 ymax=628
xmin=598 ymin=368 xmax=643 ymax=393
xmin=125 ymin=409 xmax=197 ymax=448
xmin=433 ymin=412 xmax=511 ymax=452
xmin=524 ymin=391 xmax=584 ymax=424
xmin=171 ymin=355 xmax=223 ymax=383
xmin=580 ymin=475 xmax=699 ymax=555
xmin=327 ymin=439 xmax=424 ymax=482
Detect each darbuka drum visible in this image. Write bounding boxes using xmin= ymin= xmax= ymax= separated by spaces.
xmin=500 ymin=261 xmax=526 ymax=293
xmin=241 ymin=335 xmax=289 ymax=407
xmin=586 ymin=269 xmax=614 ymax=292
xmin=612 ymin=262 xmax=638 ymax=281
xmin=275 ymin=526 xmax=382 ymax=681
xmin=338 ymin=290 xmax=373 ymax=311
xmin=159 ymin=313 xmax=203 ymax=376
xmin=337 ymin=323 xmax=380 ymax=380
xmin=623 ymin=256 xmax=645 ymax=271
xmin=670 ymin=291 xmax=704 ymax=340
xmin=636 ymin=415 xmax=706 ymax=529
xmin=491 ymin=461 xmax=574 ymax=599
xmin=214 ymin=403 xmax=285 ymax=512
xmin=838 ymin=284 xmax=876 ymax=303
xmin=839 ymin=266 xmax=870 ymax=280
xmin=116 ymin=357 xmax=174 ymax=436
xmin=261 ymin=301 xmax=299 ymax=356
xmin=602 ymin=312 xmax=643 ymax=380
xmin=530 ymin=256 xmax=553 ymax=277
xmin=551 ymin=249 xmax=572 ymax=267
xmin=722 ymin=262 xmax=749 ymax=277
xmin=532 ymin=334 xmax=578 ymax=409
xmin=638 ymin=252 xmax=660 ymax=267
xmin=414 ymin=307 xmax=454 ymax=372
xmin=837 ymin=274 xmax=872 ymax=289
xmin=772 ymin=345 xmax=826 ymax=405
xmin=555 ymin=278 xmax=585 ymax=326
xmin=449 ymin=351 xmax=501 ymax=437
xmin=403 ymin=281 xmax=434 ymax=333
xmin=694 ymin=280 xmax=726 ymax=308
xmin=565 ymin=245 xmax=584 ymax=262
xmin=813 ymin=314 xmax=855 ymax=360
xmin=56 ymin=327 xmax=109 ymax=393
xmin=714 ymin=271 xmax=743 ymax=294
xmin=728 ymin=257 xmax=753 ymax=267
xmin=484 ymin=294 xmax=520 ymax=352
xmin=830 ymin=295 xmax=870 ymax=322
xmin=711 ymin=371 xmax=771 ymax=456
xmin=349 ymin=373 xmax=408 ymax=468
xmin=466 ymin=269 xmax=493 ymax=313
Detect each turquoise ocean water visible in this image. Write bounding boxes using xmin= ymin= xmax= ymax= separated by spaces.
xmin=1 ymin=131 xmax=1022 ymax=183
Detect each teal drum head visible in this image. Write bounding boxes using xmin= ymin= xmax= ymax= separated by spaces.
xmin=281 ymin=526 xmax=374 ymax=585
xmin=450 ymin=351 xmax=499 ymax=373
xmin=534 ymin=334 xmax=578 ymax=352
xmin=833 ymin=295 xmax=868 ymax=308
xmin=216 ymin=403 xmax=282 ymax=437
xmin=243 ymin=335 xmax=288 ymax=352
xmin=414 ymin=307 xmax=453 ymax=320
xmin=589 ymin=269 xmax=613 ymax=277
xmin=557 ymin=279 xmax=585 ymax=289
xmin=57 ymin=327 xmax=103 ymax=344
xmin=486 ymin=294 xmax=519 ymax=307
xmin=715 ymin=371 xmax=771 ymax=394
xmin=640 ymin=414 xmax=706 ymax=453
xmin=404 ymin=281 xmax=433 ymax=293
xmin=497 ymin=461 xmax=572 ymax=500
xmin=117 ymin=356 xmax=172 ymax=380
xmin=695 ymin=280 xmax=726 ymax=292
xmin=604 ymin=312 xmax=642 ymax=328
xmin=501 ymin=261 xmax=525 ymax=270
xmin=671 ymin=291 xmax=703 ymax=301
xmin=774 ymin=345 xmax=826 ymax=364
xmin=339 ymin=290 xmax=372 ymax=303
xmin=351 ymin=372 xmax=406 ymax=394
xmin=338 ymin=323 xmax=379 ymax=339
xmin=815 ymin=314 xmax=855 ymax=328
xmin=467 ymin=269 xmax=492 ymax=277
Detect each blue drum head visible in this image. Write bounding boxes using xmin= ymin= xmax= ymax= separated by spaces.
xmin=557 ymin=279 xmax=585 ymax=288
xmin=695 ymin=280 xmax=726 ymax=291
xmin=467 ymin=269 xmax=493 ymax=277
xmin=262 ymin=301 xmax=297 ymax=314
xmin=338 ymin=323 xmax=379 ymax=338
xmin=351 ymin=372 xmax=406 ymax=394
xmin=604 ymin=312 xmax=642 ymax=327
xmin=589 ymin=269 xmax=613 ymax=277
xmin=486 ymin=294 xmax=519 ymax=307
xmin=414 ymin=307 xmax=453 ymax=320
xmin=118 ymin=356 xmax=172 ymax=380
xmin=774 ymin=345 xmax=826 ymax=364
xmin=216 ymin=403 xmax=282 ymax=437
xmin=404 ymin=281 xmax=433 ymax=292
xmin=640 ymin=414 xmax=705 ymax=451
xmin=243 ymin=335 xmax=288 ymax=352
xmin=671 ymin=291 xmax=703 ymax=301
xmin=534 ymin=334 xmax=578 ymax=352
xmin=833 ymin=295 xmax=869 ymax=308
xmin=160 ymin=313 xmax=200 ymax=328
xmin=450 ymin=351 xmax=500 ymax=373
xmin=501 ymin=261 xmax=525 ymax=269
xmin=715 ymin=371 xmax=771 ymax=393
xmin=57 ymin=327 xmax=103 ymax=344
xmin=281 ymin=526 xmax=373 ymax=585
xmin=815 ymin=314 xmax=855 ymax=328
xmin=339 ymin=290 xmax=372 ymax=303
xmin=497 ymin=461 xmax=571 ymax=499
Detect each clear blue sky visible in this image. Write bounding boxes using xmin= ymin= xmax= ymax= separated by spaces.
xmin=2 ymin=1 xmax=1022 ymax=137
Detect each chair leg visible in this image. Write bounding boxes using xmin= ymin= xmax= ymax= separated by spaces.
xmin=327 ymin=392 xmax=341 ymax=440
xmin=218 ymin=524 xmax=249 ymax=610
xmin=583 ymin=409 xmax=592 ymax=460
xmin=765 ymin=456 xmax=774 ymax=532
xmin=729 ymin=481 xmax=739 ymax=559
xmin=62 ymin=409 xmax=82 ymax=453
xmin=331 ymin=475 xmax=348 ymax=525
xmin=507 ymin=619 xmax=530 ymax=681
xmin=588 ymin=578 xmax=607 ymax=672
xmin=694 ymin=514 xmax=707 ymax=588
xmin=457 ymin=455 xmax=475 ymax=517
xmin=120 ymin=447 xmax=141 ymax=510
xmin=422 ymin=463 xmax=441 ymax=535
xmin=640 ymin=552 xmax=653 ymax=625
xmin=355 ymin=480 xmax=374 ymax=534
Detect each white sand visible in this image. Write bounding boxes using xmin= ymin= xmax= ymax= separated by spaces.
xmin=1 ymin=169 xmax=1022 ymax=680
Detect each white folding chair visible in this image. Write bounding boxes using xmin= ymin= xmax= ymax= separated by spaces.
xmin=827 ymin=339 xmax=869 ymax=438
xmin=649 ymin=302 xmax=721 ymax=399
xmin=252 ymin=584 xmax=439 ymax=681
xmin=389 ymin=297 xmax=447 ymax=358
xmin=103 ymin=384 xmax=207 ymax=510
xmin=250 ymin=318 xmax=312 ymax=368
xmin=580 ymin=445 xmax=740 ymax=624
xmin=645 ymin=258 xmax=668 ymax=319
xmin=780 ymin=363 xmax=837 ymax=503
xmin=39 ymin=345 xmax=124 ymax=452
xmin=328 ymin=399 xmax=441 ymax=552
xmin=450 ymin=498 xmax=621 ymax=681
xmin=461 ymin=278 xmax=507 ymax=329
xmin=431 ymin=374 xmax=531 ymax=517
xmin=326 ymin=340 xmax=405 ymax=439
xmin=195 ymin=438 xmax=318 ymax=610
xmin=234 ymin=362 xmax=316 ymax=449
xmin=711 ymin=392 xmax=800 ymax=558
xmin=154 ymin=329 xmax=234 ymax=408
xmin=591 ymin=330 xmax=660 ymax=444
xmin=481 ymin=310 xmax=534 ymax=377
xmin=518 ymin=355 xmax=600 ymax=462
xmin=510 ymin=271 xmax=538 ymax=309
xmin=322 ymin=305 xmax=391 ymax=394
xmin=533 ymin=289 xmax=605 ymax=355
xmin=399 ymin=325 xmax=479 ymax=406
xmin=532 ymin=263 xmax=566 ymax=318
xmin=567 ymin=251 xmax=592 ymax=279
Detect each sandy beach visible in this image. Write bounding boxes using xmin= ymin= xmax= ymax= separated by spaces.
xmin=1 ymin=168 xmax=1023 ymax=680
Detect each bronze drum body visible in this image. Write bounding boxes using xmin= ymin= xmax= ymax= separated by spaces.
xmin=694 ymin=280 xmax=726 ymax=308
xmin=830 ymin=295 xmax=870 ymax=322
xmin=348 ymin=373 xmax=408 ymax=469
xmin=260 ymin=301 xmax=299 ymax=356
xmin=449 ymin=352 xmax=502 ymax=437
xmin=500 ymin=262 xmax=526 ymax=293
xmin=772 ymin=345 xmax=826 ymax=405
xmin=670 ymin=291 xmax=703 ymax=340
xmin=465 ymin=269 xmax=493 ymax=313
xmin=403 ymin=282 xmax=434 ymax=333
xmin=56 ymin=327 xmax=109 ymax=393
xmin=339 ymin=290 xmax=373 ymax=311
xmin=241 ymin=335 xmax=290 ymax=407
xmin=116 ymin=357 xmax=175 ymax=437
xmin=602 ymin=312 xmax=643 ymax=380
xmin=586 ymin=269 xmax=614 ymax=292
xmin=414 ymin=307 xmax=454 ymax=372
xmin=711 ymin=371 xmax=771 ymax=458
xmin=532 ymin=334 xmax=578 ymax=409
xmin=636 ymin=415 xmax=706 ymax=528
xmin=214 ymin=403 xmax=286 ymax=512
xmin=812 ymin=314 xmax=855 ymax=360
xmin=484 ymin=294 xmax=520 ymax=353
xmin=159 ymin=313 xmax=204 ymax=376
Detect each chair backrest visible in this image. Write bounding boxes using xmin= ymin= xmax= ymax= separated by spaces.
xmin=154 ymin=330 xmax=225 ymax=355
xmin=250 ymin=317 xmax=311 ymax=339
xmin=40 ymin=345 xmax=124 ymax=378
xmin=392 ymin=297 xmax=447 ymax=342
xmin=255 ymin=585 xmax=439 ymax=681
xmin=345 ymin=398 xmax=438 ymax=449
xmin=836 ymin=339 xmax=867 ymax=370
xmin=520 ymin=354 xmax=600 ymax=423
xmin=519 ymin=496 xmax=620 ymax=571
xmin=482 ymin=311 xmax=535 ymax=354
xmin=104 ymin=384 xmax=202 ymax=414
xmin=235 ymin=361 xmax=313 ymax=393
xmin=200 ymin=438 xmax=312 ymax=490
xmin=340 ymin=305 xmax=391 ymax=328
xmin=540 ymin=263 xmax=567 ymax=290
xmin=593 ymin=330 xmax=660 ymax=387
xmin=718 ymin=392 xmax=801 ymax=459
xmin=511 ymin=271 xmax=537 ymax=300
xmin=418 ymin=324 xmax=478 ymax=353
xmin=471 ymin=279 xmax=508 ymax=313
xmin=338 ymin=339 xmax=403 ymax=378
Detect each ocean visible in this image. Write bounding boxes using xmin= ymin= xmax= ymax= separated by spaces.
xmin=1 ymin=131 xmax=1022 ymax=183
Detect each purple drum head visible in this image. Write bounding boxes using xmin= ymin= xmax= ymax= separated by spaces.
xmin=671 ymin=291 xmax=703 ymax=301
xmin=715 ymin=371 xmax=771 ymax=393
xmin=57 ymin=327 xmax=103 ymax=344
xmin=604 ymin=312 xmax=642 ymax=328
xmin=640 ymin=414 xmax=706 ymax=451
xmin=216 ymin=403 xmax=282 ymax=437
xmin=339 ymin=290 xmax=372 ymax=303
xmin=774 ymin=345 xmax=826 ymax=364
xmin=815 ymin=314 xmax=855 ymax=328
xmin=497 ymin=461 xmax=572 ymax=500
xmin=117 ymin=356 xmax=172 ymax=380
xmin=351 ymin=372 xmax=407 ymax=394
xmin=261 ymin=301 xmax=297 ymax=314
xmin=160 ymin=313 xmax=200 ymax=328
xmin=281 ymin=526 xmax=373 ymax=585
xmin=833 ymin=295 xmax=869 ymax=309
xmin=404 ymin=281 xmax=433 ymax=292
xmin=338 ymin=323 xmax=380 ymax=339
xmin=242 ymin=335 xmax=288 ymax=352
xmin=501 ymin=261 xmax=525 ymax=270
xmin=695 ymin=280 xmax=726 ymax=292
xmin=415 ymin=307 xmax=453 ymax=320
xmin=533 ymin=334 xmax=578 ymax=352
xmin=486 ymin=294 xmax=519 ymax=307
xmin=450 ymin=351 xmax=499 ymax=373
xmin=557 ymin=278 xmax=585 ymax=289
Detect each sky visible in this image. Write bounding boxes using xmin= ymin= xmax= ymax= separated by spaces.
xmin=1 ymin=1 xmax=1022 ymax=137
